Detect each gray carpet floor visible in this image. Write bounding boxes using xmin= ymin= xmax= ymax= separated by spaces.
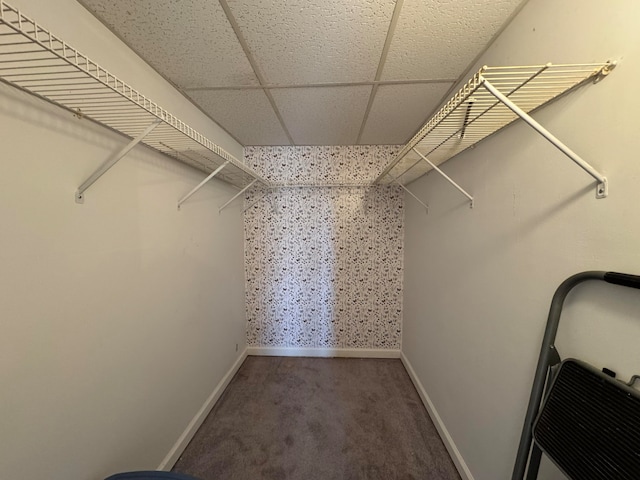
xmin=173 ymin=357 xmax=460 ymax=480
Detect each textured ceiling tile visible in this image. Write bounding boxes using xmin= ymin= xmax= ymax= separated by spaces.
xmin=382 ymin=0 xmax=524 ymax=80
xmin=360 ymin=82 xmax=453 ymax=144
xmin=271 ymin=86 xmax=371 ymax=145
xmin=78 ymin=0 xmax=258 ymax=88
xmin=187 ymin=89 xmax=290 ymax=145
xmin=227 ymin=0 xmax=396 ymax=84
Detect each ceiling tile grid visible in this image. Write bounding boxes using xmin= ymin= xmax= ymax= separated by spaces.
xmin=226 ymin=0 xmax=397 ymax=85
xmin=77 ymin=0 xmax=526 ymax=148
xmin=360 ymin=82 xmax=453 ymax=144
xmin=381 ymin=0 xmax=524 ymax=80
xmin=270 ymin=86 xmax=372 ymax=145
xmin=187 ymin=89 xmax=291 ymax=145
xmin=78 ymin=0 xmax=258 ymax=88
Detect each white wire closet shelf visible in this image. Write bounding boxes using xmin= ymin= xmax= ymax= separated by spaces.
xmin=0 ymin=1 xmax=268 ymax=197
xmin=376 ymin=62 xmax=614 ymax=201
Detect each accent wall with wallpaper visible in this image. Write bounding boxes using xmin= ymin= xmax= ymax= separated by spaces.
xmin=243 ymin=146 xmax=404 ymax=351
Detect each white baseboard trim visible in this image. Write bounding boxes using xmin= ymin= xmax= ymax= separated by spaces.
xmin=157 ymin=348 xmax=248 ymax=471
xmin=247 ymin=346 xmax=401 ymax=359
xmin=401 ymin=352 xmax=474 ymax=480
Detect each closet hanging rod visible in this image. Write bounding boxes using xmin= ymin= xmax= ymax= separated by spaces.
xmin=0 ymin=0 xmax=269 ymax=199
xmin=376 ymin=62 xmax=614 ymax=199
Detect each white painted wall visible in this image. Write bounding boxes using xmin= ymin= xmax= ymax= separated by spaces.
xmin=402 ymin=1 xmax=640 ymax=479
xmin=0 ymin=1 xmax=247 ymax=479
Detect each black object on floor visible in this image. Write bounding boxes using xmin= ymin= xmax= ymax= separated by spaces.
xmin=105 ymin=471 xmax=201 ymax=480
xmin=173 ymin=357 xmax=460 ymax=480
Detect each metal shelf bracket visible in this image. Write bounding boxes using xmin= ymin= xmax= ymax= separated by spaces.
xmin=75 ymin=119 xmax=162 ymax=204
xmin=219 ymin=179 xmax=257 ymax=214
xmin=391 ymin=177 xmax=429 ymax=214
xmin=243 ymin=190 xmax=269 ymax=213
xmin=376 ymin=62 xmax=613 ymax=204
xmin=0 ymin=0 xmax=270 ymax=207
xmin=177 ymin=160 xmax=230 ymax=210
xmin=481 ymin=77 xmax=608 ymax=199
xmin=412 ymin=148 xmax=474 ymax=208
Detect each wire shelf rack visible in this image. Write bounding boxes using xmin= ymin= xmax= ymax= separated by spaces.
xmin=0 ymin=0 xmax=268 ymax=189
xmin=376 ymin=63 xmax=613 ymax=187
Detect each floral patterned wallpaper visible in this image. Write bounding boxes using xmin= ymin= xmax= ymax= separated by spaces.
xmin=243 ymin=145 xmax=400 ymax=185
xmin=244 ymin=146 xmax=404 ymax=350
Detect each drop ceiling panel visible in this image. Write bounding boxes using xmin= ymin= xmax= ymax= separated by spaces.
xmin=382 ymin=0 xmax=523 ymax=80
xmin=75 ymin=0 xmax=529 ymax=147
xmin=360 ymin=82 xmax=453 ymax=145
xmin=78 ymin=0 xmax=258 ymax=88
xmin=187 ymin=89 xmax=290 ymax=146
xmin=227 ymin=0 xmax=396 ymax=84
xmin=271 ymin=86 xmax=371 ymax=145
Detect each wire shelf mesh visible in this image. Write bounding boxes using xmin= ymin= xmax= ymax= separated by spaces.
xmin=0 ymin=0 xmax=266 ymax=189
xmin=377 ymin=63 xmax=613 ymax=185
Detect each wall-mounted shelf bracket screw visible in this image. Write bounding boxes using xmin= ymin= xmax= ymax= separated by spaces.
xmin=596 ymin=178 xmax=608 ymax=199
xmin=595 ymin=61 xmax=616 ymax=83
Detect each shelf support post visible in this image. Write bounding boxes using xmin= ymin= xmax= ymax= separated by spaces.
xmin=391 ymin=177 xmax=429 ymax=214
xmin=219 ymin=179 xmax=257 ymax=214
xmin=481 ymin=78 xmax=608 ymax=199
xmin=177 ymin=160 xmax=231 ymax=209
xmin=75 ymin=119 xmax=162 ymax=203
xmin=412 ymin=148 xmax=474 ymax=208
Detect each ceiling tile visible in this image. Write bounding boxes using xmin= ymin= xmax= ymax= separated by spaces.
xmin=271 ymin=86 xmax=372 ymax=145
xmin=78 ymin=0 xmax=258 ymax=88
xmin=382 ymin=0 xmax=523 ymax=80
xmin=227 ymin=0 xmax=396 ymax=84
xmin=187 ymin=89 xmax=290 ymax=146
xmin=360 ymin=82 xmax=453 ymax=145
